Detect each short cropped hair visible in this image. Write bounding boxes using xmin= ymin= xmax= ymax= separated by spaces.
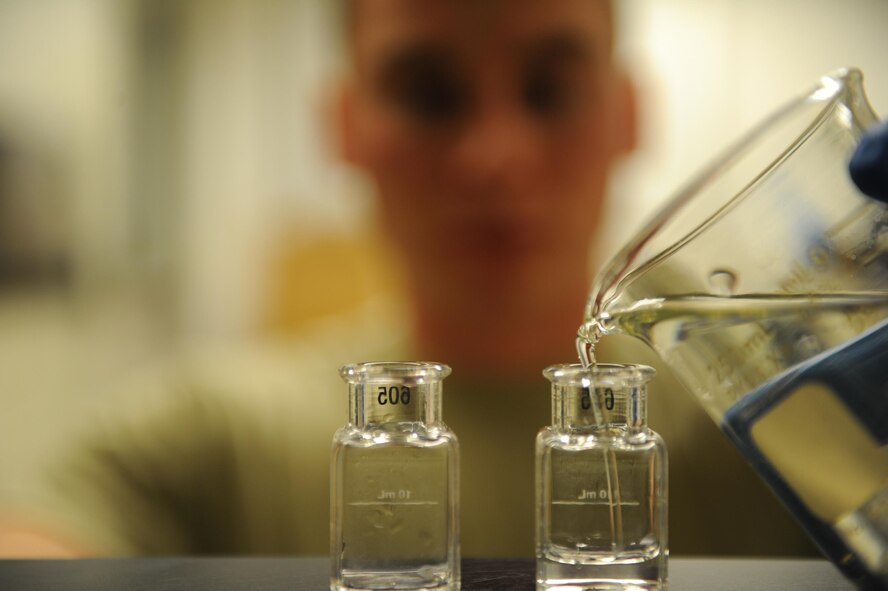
xmin=338 ymin=0 xmax=615 ymax=55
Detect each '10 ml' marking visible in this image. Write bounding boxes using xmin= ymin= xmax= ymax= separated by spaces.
xmin=378 ymin=489 xmax=411 ymax=500
xmin=551 ymin=489 xmax=640 ymax=506
xmin=348 ymin=489 xmax=439 ymax=506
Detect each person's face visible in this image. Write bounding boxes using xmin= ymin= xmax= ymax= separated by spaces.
xmin=340 ymin=0 xmax=634 ymax=289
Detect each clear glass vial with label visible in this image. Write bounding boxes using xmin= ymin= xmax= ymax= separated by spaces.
xmin=331 ymin=362 xmax=460 ymax=591
xmin=536 ymin=363 xmax=667 ymax=591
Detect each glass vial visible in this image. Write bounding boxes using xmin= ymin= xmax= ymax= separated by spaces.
xmin=536 ymin=364 xmax=667 ymax=591
xmin=331 ymin=362 xmax=460 ymax=591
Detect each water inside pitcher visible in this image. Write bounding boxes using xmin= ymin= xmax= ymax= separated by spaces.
xmin=580 ymin=68 xmax=888 ymax=588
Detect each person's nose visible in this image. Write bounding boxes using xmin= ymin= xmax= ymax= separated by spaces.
xmin=451 ymin=103 xmax=538 ymax=188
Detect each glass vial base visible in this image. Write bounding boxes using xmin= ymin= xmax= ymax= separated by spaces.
xmin=537 ymin=552 xmax=666 ymax=591
xmin=333 ymin=564 xmax=458 ymax=591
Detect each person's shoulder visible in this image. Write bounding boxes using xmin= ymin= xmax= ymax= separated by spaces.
xmin=26 ymin=299 xmax=412 ymax=554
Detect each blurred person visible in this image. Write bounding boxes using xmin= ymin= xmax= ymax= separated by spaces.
xmin=0 ymin=0 xmax=818 ymax=557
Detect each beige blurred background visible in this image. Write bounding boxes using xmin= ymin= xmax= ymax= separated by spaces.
xmin=1 ymin=0 xmax=887 ymax=503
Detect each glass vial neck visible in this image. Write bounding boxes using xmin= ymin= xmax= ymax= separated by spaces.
xmin=543 ymin=363 xmax=656 ymax=432
xmin=339 ymin=361 xmax=451 ymax=428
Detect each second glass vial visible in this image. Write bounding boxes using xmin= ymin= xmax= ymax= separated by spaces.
xmin=536 ymin=364 xmax=667 ymax=590
xmin=331 ymin=362 xmax=460 ymax=591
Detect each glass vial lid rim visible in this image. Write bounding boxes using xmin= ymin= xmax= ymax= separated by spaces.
xmin=543 ymin=363 xmax=656 ymax=387
xmin=339 ymin=361 xmax=452 ymax=384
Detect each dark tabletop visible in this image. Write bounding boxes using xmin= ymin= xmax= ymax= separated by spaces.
xmin=0 ymin=557 xmax=855 ymax=590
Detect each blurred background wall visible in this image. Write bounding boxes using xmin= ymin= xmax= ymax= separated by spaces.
xmin=0 ymin=0 xmax=886 ymax=499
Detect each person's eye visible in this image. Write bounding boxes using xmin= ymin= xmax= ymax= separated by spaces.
xmin=523 ymin=71 xmax=577 ymax=119
xmin=395 ymin=70 xmax=467 ymax=124
xmin=381 ymin=50 xmax=468 ymax=126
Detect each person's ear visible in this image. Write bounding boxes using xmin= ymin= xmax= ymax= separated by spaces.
xmin=609 ymin=68 xmax=637 ymax=157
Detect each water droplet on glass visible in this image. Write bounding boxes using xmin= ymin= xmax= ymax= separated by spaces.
xmin=708 ymin=269 xmax=737 ymax=295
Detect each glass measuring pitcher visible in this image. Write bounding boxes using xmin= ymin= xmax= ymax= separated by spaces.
xmin=580 ymin=69 xmax=888 ymax=588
